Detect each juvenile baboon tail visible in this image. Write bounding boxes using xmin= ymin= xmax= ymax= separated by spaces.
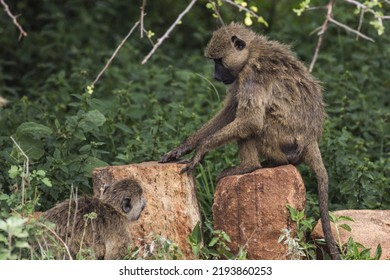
xmin=304 ymin=142 xmax=341 ymax=260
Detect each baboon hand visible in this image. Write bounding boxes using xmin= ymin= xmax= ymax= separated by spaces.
xmin=179 ymin=151 xmax=204 ymax=174
xmin=160 ymin=145 xmax=189 ymax=163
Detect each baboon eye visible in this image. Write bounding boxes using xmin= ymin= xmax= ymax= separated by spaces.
xmin=231 ymin=36 xmax=246 ymax=51
xmin=122 ymin=198 xmax=132 ymax=213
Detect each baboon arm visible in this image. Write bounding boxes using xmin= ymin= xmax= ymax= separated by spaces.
xmin=180 ymin=84 xmax=267 ymax=173
xmin=160 ymin=92 xmax=237 ymax=162
xmin=181 ymin=111 xmax=264 ymax=174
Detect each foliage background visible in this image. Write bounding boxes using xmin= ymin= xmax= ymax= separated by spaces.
xmin=0 ymin=0 xmax=389 ymax=258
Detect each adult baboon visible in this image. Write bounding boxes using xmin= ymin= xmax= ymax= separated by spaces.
xmin=160 ymin=23 xmax=340 ymax=260
xmin=43 ymin=178 xmax=146 ymax=259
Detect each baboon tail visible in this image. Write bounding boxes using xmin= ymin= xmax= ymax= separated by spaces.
xmin=304 ymin=142 xmax=341 ymax=260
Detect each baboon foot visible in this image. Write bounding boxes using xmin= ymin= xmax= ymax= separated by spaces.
xmin=216 ymin=165 xmax=261 ymax=183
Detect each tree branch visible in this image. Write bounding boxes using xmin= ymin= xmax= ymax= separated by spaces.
xmin=0 ymin=0 xmax=27 ymax=40
xmin=221 ymin=0 xmax=261 ymax=20
xmin=329 ymin=17 xmax=375 ymax=42
xmin=91 ymin=21 xmax=140 ymax=87
xmin=141 ymin=0 xmax=198 ymax=64
xmin=309 ymin=0 xmax=336 ymax=73
xmin=140 ymin=0 xmax=146 ymax=38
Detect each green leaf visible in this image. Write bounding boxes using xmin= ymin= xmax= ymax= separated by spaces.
xmin=16 ymin=122 xmax=52 ymax=138
xmin=78 ymin=110 xmax=106 ymax=132
xmin=208 ymin=237 xmax=218 ymax=247
xmin=8 ymin=165 xmax=19 ymax=179
xmin=338 ymin=216 xmax=355 ymax=222
xmin=339 ymin=223 xmax=352 ymax=232
xmin=41 ymin=177 xmax=53 ymax=187
xmin=189 ymin=222 xmax=202 ymax=245
xmin=82 ymin=156 xmax=108 ymax=177
xmin=14 ymin=241 xmax=30 ymax=249
xmin=374 ymin=244 xmax=382 ymax=260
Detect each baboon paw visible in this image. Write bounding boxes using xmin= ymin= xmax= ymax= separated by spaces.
xmin=159 ymin=150 xmax=181 ymax=163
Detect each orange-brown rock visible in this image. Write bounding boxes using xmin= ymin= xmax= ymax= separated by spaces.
xmin=92 ymin=161 xmax=201 ymax=259
xmin=312 ymin=210 xmax=390 ymax=259
xmin=212 ymin=165 xmax=306 ymax=260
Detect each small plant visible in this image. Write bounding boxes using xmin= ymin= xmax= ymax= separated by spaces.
xmin=329 ymin=213 xmax=382 ymax=260
xmin=279 ymin=205 xmax=317 ymax=260
xmin=127 ymin=232 xmax=183 ymax=260
xmin=342 ymin=237 xmax=382 ymax=260
xmin=188 ymin=221 xmax=247 ymax=260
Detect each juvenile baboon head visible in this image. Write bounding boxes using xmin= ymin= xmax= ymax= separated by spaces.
xmin=204 ymin=22 xmax=256 ymax=83
xmin=101 ymin=178 xmax=146 ymax=221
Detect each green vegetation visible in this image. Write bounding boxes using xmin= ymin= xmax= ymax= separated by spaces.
xmin=0 ymin=1 xmax=389 ymax=259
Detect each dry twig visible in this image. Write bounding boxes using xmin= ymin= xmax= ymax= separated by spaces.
xmin=39 ymin=222 xmax=73 ymax=260
xmin=10 ymin=136 xmax=29 ymax=206
xmin=329 ymin=17 xmax=374 ymax=42
xmin=309 ymin=0 xmax=336 ymax=73
xmin=91 ymin=21 xmax=140 ymax=87
xmin=0 ymin=0 xmax=27 ymax=40
xmin=221 ymin=0 xmax=261 ymax=20
xmin=141 ymin=0 xmax=198 ymax=64
xmin=140 ymin=0 xmax=146 ymax=38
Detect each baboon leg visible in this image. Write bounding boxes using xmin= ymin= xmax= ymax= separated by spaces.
xmin=260 ymin=148 xmax=289 ymax=168
xmin=217 ymin=139 xmax=260 ymax=181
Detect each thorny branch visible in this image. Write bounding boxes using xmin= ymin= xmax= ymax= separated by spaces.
xmin=0 ymin=0 xmax=27 ymax=40
xmin=141 ymin=0 xmax=198 ymax=64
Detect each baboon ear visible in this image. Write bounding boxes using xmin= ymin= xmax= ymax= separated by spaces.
xmin=122 ymin=198 xmax=132 ymax=213
xmin=231 ymin=36 xmax=246 ymax=51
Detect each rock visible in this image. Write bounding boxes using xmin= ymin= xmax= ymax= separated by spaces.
xmin=212 ymin=165 xmax=306 ymax=260
xmin=92 ymin=161 xmax=201 ymax=259
xmin=311 ymin=210 xmax=390 ymax=259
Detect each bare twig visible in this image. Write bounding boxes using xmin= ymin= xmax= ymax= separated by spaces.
xmin=143 ymin=28 xmax=155 ymax=46
xmin=141 ymin=0 xmax=198 ymax=64
xmin=221 ymin=0 xmax=261 ymax=19
xmin=39 ymin=222 xmax=73 ymax=260
xmin=329 ymin=17 xmax=375 ymax=42
xmin=309 ymin=0 xmax=336 ymax=73
xmin=210 ymin=0 xmax=226 ymax=27
xmin=140 ymin=0 xmax=146 ymax=38
xmin=10 ymin=136 xmax=29 ymax=206
xmin=356 ymin=8 xmax=365 ymax=41
xmin=91 ymin=21 xmax=140 ymax=87
xmin=343 ymin=0 xmax=367 ymax=10
xmin=0 ymin=0 xmax=27 ymax=40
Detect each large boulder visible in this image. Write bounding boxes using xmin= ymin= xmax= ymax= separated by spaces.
xmin=213 ymin=165 xmax=306 ymax=259
xmin=312 ymin=210 xmax=390 ymax=259
xmin=92 ymin=161 xmax=201 ymax=259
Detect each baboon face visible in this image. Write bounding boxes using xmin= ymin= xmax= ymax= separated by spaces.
xmin=102 ymin=178 xmax=146 ymax=221
xmin=205 ymin=23 xmax=254 ymax=83
xmin=122 ymin=195 xmax=146 ymax=221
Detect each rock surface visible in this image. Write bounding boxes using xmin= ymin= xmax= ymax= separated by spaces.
xmin=213 ymin=165 xmax=306 ymax=260
xmin=92 ymin=161 xmax=201 ymax=259
xmin=312 ymin=210 xmax=390 ymax=259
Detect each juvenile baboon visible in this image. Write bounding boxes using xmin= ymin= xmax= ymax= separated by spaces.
xmin=43 ymin=178 xmax=146 ymax=259
xmin=160 ymin=23 xmax=340 ymax=260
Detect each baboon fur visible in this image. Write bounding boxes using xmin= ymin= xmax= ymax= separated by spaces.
xmin=160 ymin=23 xmax=340 ymax=260
xmin=43 ymin=178 xmax=146 ymax=259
